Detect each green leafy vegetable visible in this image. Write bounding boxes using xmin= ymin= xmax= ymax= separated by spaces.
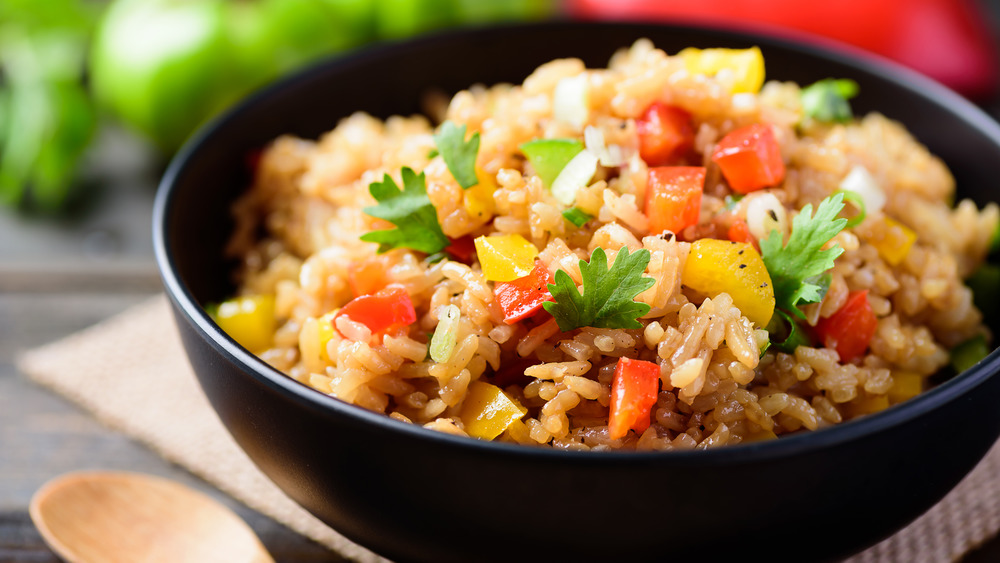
xmin=360 ymin=167 xmax=449 ymax=254
xmin=761 ymin=193 xmax=847 ymax=319
xmin=951 ymin=334 xmax=991 ymax=373
xmin=801 ymin=78 xmax=859 ymax=123
xmin=968 ymin=263 xmax=1000 ymax=315
xmin=433 ymin=120 xmax=480 ymax=189
xmin=837 ymin=189 xmax=866 ymax=228
xmin=562 ymin=207 xmax=592 ymax=227
xmin=519 ymin=138 xmax=584 ymax=188
xmin=543 ymin=246 xmax=655 ymax=332
xmin=766 ymin=309 xmax=813 ymax=354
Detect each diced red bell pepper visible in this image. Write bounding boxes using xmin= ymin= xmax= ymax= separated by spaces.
xmin=335 ymin=285 xmax=416 ymax=336
xmin=711 ymin=123 xmax=786 ymax=194
xmin=815 ymin=289 xmax=878 ymax=363
xmin=445 ymin=235 xmax=476 ymax=262
xmin=636 ymin=102 xmax=695 ymax=166
xmin=348 ymin=254 xmax=392 ymax=297
xmin=645 ymin=166 xmax=706 ymax=235
xmin=609 ymin=357 xmax=661 ymax=440
xmin=494 ymin=261 xmax=555 ymax=324
xmin=727 ymin=218 xmax=759 ymax=252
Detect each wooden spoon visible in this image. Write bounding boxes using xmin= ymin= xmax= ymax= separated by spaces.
xmin=30 ymin=471 xmax=274 ymax=563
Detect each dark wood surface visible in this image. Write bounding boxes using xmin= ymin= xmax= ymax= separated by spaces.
xmin=0 ymin=127 xmax=342 ymax=562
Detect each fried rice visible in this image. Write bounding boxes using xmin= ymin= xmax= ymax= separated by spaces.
xmin=219 ymin=39 xmax=999 ymax=451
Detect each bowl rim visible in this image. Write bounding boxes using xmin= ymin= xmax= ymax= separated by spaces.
xmin=154 ymin=19 xmax=1000 ymax=465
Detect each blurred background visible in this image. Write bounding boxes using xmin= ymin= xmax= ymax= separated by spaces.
xmin=1 ymin=0 xmax=999 ymax=267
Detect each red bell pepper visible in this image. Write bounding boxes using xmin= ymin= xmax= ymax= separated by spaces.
xmin=727 ymin=218 xmax=759 ymax=252
xmin=494 ymin=261 xmax=555 ymax=324
xmin=348 ymin=255 xmax=392 ymax=297
xmin=645 ymin=166 xmax=705 ymax=235
xmin=445 ymin=235 xmax=476 ymax=262
xmin=564 ymin=0 xmax=999 ymax=100
xmin=336 ymin=285 xmax=417 ymax=336
xmin=609 ymin=357 xmax=661 ymax=440
xmin=636 ymin=102 xmax=695 ymax=166
xmin=711 ymin=123 xmax=785 ymax=194
xmin=814 ymin=289 xmax=878 ymax=363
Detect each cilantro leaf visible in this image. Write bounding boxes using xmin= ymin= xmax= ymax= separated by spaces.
xmin=433 ymin=120 xmax=480 ymax=189
xmin=801 ymin=78 xmax=859 ymax=123
xmin=760 ymin=193 xmax=847 ymax=318
xmin=543 ymin=247 xmax=655 ymax=331
xmin=360 ymin=167 xmax=449 ymax=254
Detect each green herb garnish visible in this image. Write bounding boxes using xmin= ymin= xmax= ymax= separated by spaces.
xmin=519 ymin=138 xmax=584 ymax=188
xmin=766 ymin=309 xmax=813 ymax=354
xmin=801 ymin=78 xmax=859 ymax=123
xmin=562 ymin=207 xmax=592 ymax=227
xmin=360 ymin=167 xmax=449 ymax=254
xmin=433 ymin=120 xmax=480 ymax=189
xmin=427 ymin=148 xmax=439 ymax=159
xmin=761 ymin=193 xmax=847 ymax=319
xmin=543 ymin=247 xmax=655 ymax=332
xmin=837 ymin=189 xmax=866 ymax=228
xmin=951 ymin=334 xmax=991 ymax=373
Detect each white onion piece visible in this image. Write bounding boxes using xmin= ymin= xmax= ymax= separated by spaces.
xmin=551 ymin=149 xmax=598 ymax=205
xmin=429 ymin=304 xmax=460 ymax=363
xmin=839 ymin=165 xmax=885 ymax=213
xmin=745 ymin=192 xmax=788 ymax=242
xmin=553 ymin=73 xmax=589 ymax=129
xmin=584 ymin=125 xmax=627 ymax=167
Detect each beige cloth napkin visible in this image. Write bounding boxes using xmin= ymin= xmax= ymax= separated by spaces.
xmin=16 ymin=295 xmax=1000 ymax=563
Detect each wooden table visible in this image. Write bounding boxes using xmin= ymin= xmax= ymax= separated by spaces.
xmin=0 ymin=127 xmax=342 ymax=561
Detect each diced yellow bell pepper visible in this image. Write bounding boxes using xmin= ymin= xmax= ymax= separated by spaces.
xmin=871 ymin=217 xmax=917 ymax=266
xmin=459 ymin=381 xmax=528 ymax=440
xmin=317 ymin=310 xmax=338 ymax=364
xmin=678 ymin=46 xmax=765 ymax=94
xmin=474 ymin=234 xmax=539 ymax=282
xmin=214 ymin=295 xmax=276 ymax=353
xmin=888 ymin=371 xmax=923 ymax=404
xmin=681 ymin=239 xmax=775 ymax=327
xmin=464 ymin=167 xmax=497 ymax=220
xmin=847 ymin=393 xmax=890 ymax=417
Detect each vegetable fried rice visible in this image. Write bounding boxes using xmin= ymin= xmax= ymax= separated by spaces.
xmin=216 ymin=40 xmax=999 ymax=451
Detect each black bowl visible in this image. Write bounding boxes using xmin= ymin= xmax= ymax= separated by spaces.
xmin=154 ymin=22 xmax=1000 ymax=563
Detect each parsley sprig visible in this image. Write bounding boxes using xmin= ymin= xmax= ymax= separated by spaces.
xmin=543 ymin=247 xmax=655 ymax=332
xmin=360 ymin=167 xmax=449 ymax=254
xmin=760 ymin=192 xmax=847 ymax=318
xmin=433 ymin=120 xmax=480 ymax=189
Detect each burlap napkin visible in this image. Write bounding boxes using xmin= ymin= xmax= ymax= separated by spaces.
xmin=16 ymin=295 xmax=1000 ymax=563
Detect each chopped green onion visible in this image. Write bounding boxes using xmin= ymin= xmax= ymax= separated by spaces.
xmin=766 ymin=309 xmax=813 ymax=354
xmin=839 ymin=165 xmax=885 ymax=214
xmin=550 ymin=149 xmax=597 ymax=205
xmin=427 ymin=148 xmax=439 ymax=159
xmin=519 ymin=138 xmax=584 ymax=188
xmin=837 ymin=190 xmax=866 ymax=228
xmin=801 ymin=78 xmax=859 ymax=123
xmin=562 ymin=207 xmax=592 ymax=227
xmin=429 ymin=304 xmax=461 ymax=363
xmin=950 ymin=334 xmax=991 ymax=373
xmin=723 ymin=194 xmax=744 ymax=212
xmin=758 ymin=340 xmax=771 ymax=358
